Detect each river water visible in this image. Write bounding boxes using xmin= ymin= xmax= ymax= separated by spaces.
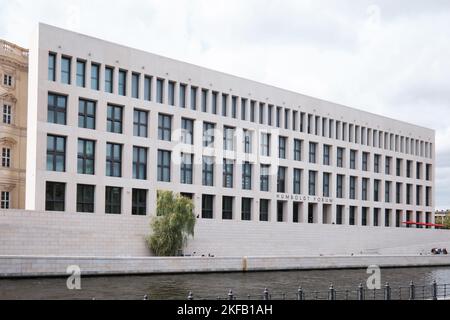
xmin=1 ymin=267 xmax=450 ymax=300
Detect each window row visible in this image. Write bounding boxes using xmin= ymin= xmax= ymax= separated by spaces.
xmin=48 ymin=52 xmax=432 ymax=159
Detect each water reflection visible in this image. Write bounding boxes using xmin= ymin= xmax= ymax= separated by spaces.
xmin=1 ymin=267 xmax=450 ymax=300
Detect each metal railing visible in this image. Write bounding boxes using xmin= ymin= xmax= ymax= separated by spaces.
xmin=142 ymin=281 xmax=450 ymax=300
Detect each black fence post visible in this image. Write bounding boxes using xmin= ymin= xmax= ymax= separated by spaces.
xmin=297 ymin=287 xmax=304 ymax=301
xmin=263 ymin=288 xmax=269 ymax=301
xmin=409 ymin=281 xmax=415 ymax=300
xmin=328 ymin=284 xmax=336 ymax=300
xmin=384 ymin=282 xmax=391 ymax=300
xmin=357 ymin=283 xmax=364 ymax=301
xmin=228 ymin=290 xmax=234 ymax=300
xmin=432 ymin=280 xmax=438 ymax=300
xmin=188 ymin=291 xmax=194 ymax=300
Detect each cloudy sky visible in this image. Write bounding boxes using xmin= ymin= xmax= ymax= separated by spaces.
xmin=1 ymin=0 xmax=449 ymax=209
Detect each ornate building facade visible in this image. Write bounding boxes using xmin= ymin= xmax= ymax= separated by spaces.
xmin=0 ymin=40 xmax=28 ymax=209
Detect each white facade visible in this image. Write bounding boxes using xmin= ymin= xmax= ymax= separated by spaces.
xmin=26 ymin=24 xmax=435 ymax=231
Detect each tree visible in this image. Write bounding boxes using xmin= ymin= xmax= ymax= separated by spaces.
xmin=146 ymin=191 xmax=196 ymax=256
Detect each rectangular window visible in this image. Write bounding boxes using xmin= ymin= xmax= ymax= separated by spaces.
xmin=337 ymin=147 xmax=344 ymax=168
xmin=241 ymin=99 xmax=247 ymax=120
xmin=158 ymin=114 xmax=172 ymax=141
xmin=350 ymin=150 xmax=357 ymax=169
xmin=241 ymin=198 xmax=252 ymax=221
xmin=203 ymin=122 xmax=215 ymax=147
xmin=3 ymin=104 xmax=11 ymax=124
xmin=0 ymin=191 xmax=10 ymax=209
xmin=242 ymin=162 xmax=252 ymax=190
xmin=362 ymin=207 xmax=368 ymax=226
xmin=105 ymin=67 xmax=114 ymax=93
xmin=202 ymin=156 xmax=214 ymax=186
xmin=76 ymin=60 xmax=86 ymax=87
xmin=277 ymin=166 xmax=286 ymax=193
xmin=294 ymin=139 xmax=302 ymax=161
xmin=47 ymin=93 xmax=67 ymax=125
xmin=323 ymin=145 xmax=331 ymax=165
xmin=223 ymin=159 xmax=234 ymax=188
xmin=190 ymin=86 xmax=197 ymax=110
xmin=47 ymin=135 xmax=65 ymax=172
xmin=76 ymin=184 xmax=95 ymax=213
xmin=77 ymin=139 xmax=95 ymax=175
xmin=350 ymin=207 xmax=356 ymax=226
xmin=260 ymin=164 xmax=270 ymax=192
xmin=1 ymin=148 xmax=10 ymax=168
xmin=133 ymin=109 xmax=148 ymax=137
xmin=118 ymin=69 xmax=127 ymax=96
xmin=243 ymin=130 xmax=252 ymax=153
xmin=293 ymin=168 xmax=302 ymax=194
xmin=106 ymin=143 xmax=122 ymax=177
xmin=362 ymin=178 xmax=369 ymax=201
xmin=202 ymin=195 xmax=214 ymax=219
xmin=336 ymin=174 xmax=344 ymax=198
xmin=385 ymin=181 xmax=391 ymax=203
xmin=309 ymin=171 xmax=317 ymax=196
xmin=261 ymin=133 xmax=271 ymax=157
xmin=232 ymin=97 xmax=238 ymax=119
xmin=323 ymin=172 xmax=330 ymax=197
xmin=211 ymin=92 xmax=218 ymax=114
xmin=222 ymin=196 xmax=233 ymax=220
xmin=144 ymin=76 xmax=152 ymax=101
xmin=374 ymin=154 xmax=381 ymax=173
xmin=105 ymin=186 xmax=121 ymax=214
xmin=396 ymin=158 xmax=402 ymax=177
xmin=374 ymin=180 xmax=380 ymax=202
xmin=362 ymin=152 xmax=369 ymax=171
xmin=251 ymin=101 xmax=256 ymax=123
xmin=61 ymin=56 xmax=71 ymax=84
xmin=168 ymin=81 xmax=175 ymax=106
xmin=133 ymin=146 xmax=147 ymax=180
xmin=260 ymin=199 xmax=269 ymax=222
xmin=132 ymin=73 xmax=140 ymax=99
xmin=201 ymin=89 xmax=208 ymax=112
xmin=132 ymin=189 xmax=147 ymax=216
xmin=48 ymin=52 xmax=56 ymax=81
xmin=350 ymin=176 xmax=357 ymax=200
xmin=157 ymin=79 xmax=164 ymax=103
xmin=336 ymin=205 xmax=344 ymax=225
xmin=385 ymin=156 xmax=392 ymax=175
xmin=78 ymin=99 xmax=96 ymax=129
xmin=45 ymin=182 xmax=65 ymax=211
xmin=268 ymin=105 xmax=273 ymax=126
xmin=223 ymin=126 xmax=235 ymax=151
xmin=90 ymin=63 xmax=100 ymax=90
xmin=180 ymin=153 xmax=193 ymax=185
xmin=279 ymin=136 xmax=287 ymax=159
xmin=309 ymin=142 xmax=317 ymax=163
xmin=157 ymin=150 xmax=171 ymax=182
xmin=179 ymin=84 xmax=187 ymax=108
xmin=181 ymin=118 xmax=194 ymax=145
xmin=222 ymin=94 xmax=228 ymax=117
xmin=107 ymin=104 xmax=123 ymax=134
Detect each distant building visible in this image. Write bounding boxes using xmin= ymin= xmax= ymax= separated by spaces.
xmin=435 ymin=210 xmax=450 ymax=225
xmin=0 ymin=40 xmax=28 ymax=209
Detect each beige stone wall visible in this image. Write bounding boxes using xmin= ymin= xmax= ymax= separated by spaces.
xmin=0 ymin=40 xmax=28 ymax=209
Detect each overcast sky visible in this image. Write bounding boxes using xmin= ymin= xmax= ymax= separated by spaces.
xmin=1 ymin=0 xmax=449 ymax=209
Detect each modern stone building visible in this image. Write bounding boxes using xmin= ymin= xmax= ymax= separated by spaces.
xmin=26 ymin=23 xmax=435 ymax=230
xmin=0 ymin=39 xmax=28 ymax=209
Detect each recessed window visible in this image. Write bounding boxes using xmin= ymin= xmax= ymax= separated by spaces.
xmin=223 ymin=159 xmax=234 ymax=188
xmin=78 ymin=99 xmax=96 ymax=129
xmin=47 ymin=135 xmax=66 ymax=172
xmin=157 ymin=150 xmax=171 ymax=182
xmin=77 ymin=139 xmax=95 ymax=175
xmin=61 ymin=56 xmax=71 ymax=85
xmin=202 ymin=156 xmax=214 ymax=186
xmin=203 ymin=122 xmax=215 ymax=147
xmin=190 ymin=86 xmax=197 ymax=110
xmin=144 ymin=76 xmax=152 ymax=101
xmin=242 ymin=162 xmax=252 ymax=190
xmin=277 ymin=166 xmax=286 ymax=193
xmin=106 ymin=143 xmax=122 ymax=177
xmin=47 ymin=93 xmax=67 ymax=125
xmin=77 ymin=184 xmax=95 ymax=213
xmin=202 ymin=195 xmax=214 ymax=219
xmin=76 ymin=60 xmax=86 ymax=87
xmin=90 ymin=63 xmax=100 ymax=90
xmin=118 ymin=70 xmax=127 ymax=96
xmin=181 ymin=118 xmax=194 ymax=145
xmin=132 ymin=189 xmax=147 ymax=216
xmin=168 ymin=81 xmax=175 ymax=106
xmin=223 ymin=126 xmax=235 ymax=151
xmin=1 ymin=148 xmax=10 ymax=168
xmin=179 ymin=84 xmax=187 ymax=108
xmin=48 ymin=53 xmax=56 ymax=81
xmin=3 ymin=74 xmax=13 ymax=86
xmin=180 ymin=153 xmax=193 ymax=184
xmin=105 ymin=67 xmax=114 ymax=93
xmin=133 ymin=146 xmax=147 ymax=180
xmin=158 ymin=114 xmax=172 ymax=141
xmin=156 ymin=78 xmax=164 ymax=103
xmin=133 ymin=109 xmax=148 ymax=137
xmin=260 ymin=164 xmax=270 ymax=192
xmin=45 ymin=182 xmax=65 ymax=211
xmin=1 ymin=191 xmax=10 ymax=209
xmin=222 ymin=196 xmax=233 ymax=220
xmin=241 ymin=198 xmax=252 ymax=221
xmin=2 ymin=104 xmax=11 ymax=124
xmin=132 ymin=73 xmax=140 ymax=99
xmin=107 ymin=104 xmax=123 ymax=134
xmin=105 ymin=186 xmax=121 ymax=214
